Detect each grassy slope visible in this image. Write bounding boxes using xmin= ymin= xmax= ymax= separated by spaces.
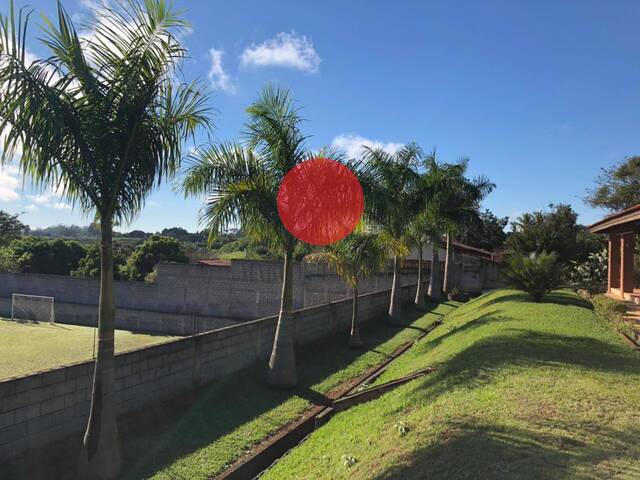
xmin=264 ymin=289 xmax=640 ymax=480
xmin=127 ymin=302 xmax=457 ymax=480
xmin=5 ymin=302 xmax=457 ymax=480
xmin=0 ymin=319 xmax=178 ymax=380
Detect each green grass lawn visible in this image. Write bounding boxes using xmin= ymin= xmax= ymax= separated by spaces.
xmin=4 ymin=301 xmax=458 ymax=480
xmin=0 ymin=319 xmax=179 ymax=381
xmin=217 ymin=250 xmax=247 ymax=260
xmin=263 ymin=289 xmax=640 ymax=480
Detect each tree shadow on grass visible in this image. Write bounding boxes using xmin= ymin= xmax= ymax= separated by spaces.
xmin=421 ymin=311 xmax=513 ymax=351
xmin=372 ymin=420 xmax=640 ymax=480
xmin=392 ymin=328 xmax=640 ymax=423
xmin=2 ymin=303 xmax=448 ymax=480
xmin=415 ymin=328 xmax=640 ymax=402
xmin=371 ymin=321 xmax=640 ymax=479
xmin=478 ymin=290 xmax=593 ymax=310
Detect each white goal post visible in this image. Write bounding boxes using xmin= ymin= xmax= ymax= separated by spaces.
xmin=11 ymin=294 xmax=55 ymax=324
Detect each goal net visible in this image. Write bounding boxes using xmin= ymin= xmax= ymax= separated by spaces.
xmin=11 ymin=294 xmax=55 ymax=324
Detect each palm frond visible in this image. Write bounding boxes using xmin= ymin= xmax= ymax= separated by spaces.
xmin=0 ymin=0 xmax=211 ymax=223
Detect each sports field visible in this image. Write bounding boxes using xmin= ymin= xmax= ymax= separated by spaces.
xmin=0 ymin=318 xmax=180 ymax=381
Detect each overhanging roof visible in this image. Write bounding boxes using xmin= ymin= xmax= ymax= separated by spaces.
xmin=589 ymin=204 xmax=640 ymax=233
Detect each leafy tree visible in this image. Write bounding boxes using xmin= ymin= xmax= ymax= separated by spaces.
xmin=121 ymin=235 xmax=188 ymax=281
xmin=568 ymin=249 xmax=607 ymax=294
xmin=506 ymin=251 xmax=565 ymax=302
xmin=0 ymin=1 xmax=210 ymax=476
xmin=208 ymin=229 xmax=242 ymax=249
xmin=71 ymin=242 xmax=130 ymax=280
xmin=0 ymin=246 xmax=28 ymax=272
xmin=585 ymin=156 xmax=640 ymax=211
xmin=123 ymin=229 xmax=148 ymax=239
xmin=306 ymin=232 xmax=387 ymax=347
xmin=160 ymin=226 xmax=205 ymax=243
xmin=181 ymin=86 xmax=316 ymax=389
xmin=32 ymin=223 xmax=99 ymax=239
xmin=358 ymin=143 xmax=423 ymax=324
xmin=10 ymin=237 xmax=86 ymax=275
xmin=0 ymin=210 xmax=28 ymax=245
xmin=461 ymin=209 xmax=508 ymax=251
xmin=505 ymin=204 xmax=600 ymax=264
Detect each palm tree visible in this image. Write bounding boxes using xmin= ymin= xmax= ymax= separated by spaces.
xmin=358 ymin=143 xmax=423 ymax=324
xmin=0 ymin=2 xmax=210 ymax=477
xmin=406 ymin=212 xmax=440 ymax=308
xmin=427 ymin=236 xmax=442 ymax=300
xmin=419 ymin=155 xmax=460 ymax=301
xmin=181 ymin=85 xmax=316 ymax=389
xmin=435 ymin=160 xmax=495 ymax=293
xmin=306 ymin=232 xmax=387 ymax=347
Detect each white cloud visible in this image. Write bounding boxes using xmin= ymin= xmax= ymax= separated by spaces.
xmin=80 ymin=0 xmax=107 ymax=8
xmin=52 ymin=203 xmax=72 ymax=210
xmin=208 ymin=48 xmax=237 ymax=94
xmin=331 ymin=134 xmax=404 ymax=160
xmin=0 ymin=164 xmax=20 ymax=202
xmin=25 ymin=204 xmax=38 ymax=212
xmin=27 ymin=185 xmax=71 ymax=210
xmin=240 ymin=32 xmax=321 ymax=73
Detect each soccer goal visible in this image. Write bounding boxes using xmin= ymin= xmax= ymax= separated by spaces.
xmin=11 ymin=294 xmax=55 ymax=324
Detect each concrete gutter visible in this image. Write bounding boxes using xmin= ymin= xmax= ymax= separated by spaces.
xmin=214 ymin=318 xmax=443 ymax=480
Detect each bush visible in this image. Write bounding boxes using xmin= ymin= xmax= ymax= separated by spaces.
xmin=447 ymin=287 xmax=462 ymax=302
xmin=591 ymin=294 xmax=634 ymax=338
xmin=506 ymin=251 xmax=565 ymax=302
xmin=568 ymin=249 xmax=607 ymax=294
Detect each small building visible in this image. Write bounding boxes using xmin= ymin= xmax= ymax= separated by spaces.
xmin=589 ymin=204 xmax=639 ymax=300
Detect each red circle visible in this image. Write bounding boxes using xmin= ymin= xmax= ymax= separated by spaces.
xmin=277 ymin=158 xmax=364 ymax=246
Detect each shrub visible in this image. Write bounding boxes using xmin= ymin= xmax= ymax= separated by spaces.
xmin=568 ymin=249 xmax=607 ymax=294
xmin=506 ymin=251 xmax=565 ymax=302
xmin=591 ymin=294 xmax=634 ymax=338
xmin=447 ymin=287 xmax=461 ymax=302
xmin=569 ymin=250 xmax=608 ymax=295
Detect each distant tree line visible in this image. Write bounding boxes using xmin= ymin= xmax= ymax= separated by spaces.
xmin=0 ymin=226 xmax=189 ymax=281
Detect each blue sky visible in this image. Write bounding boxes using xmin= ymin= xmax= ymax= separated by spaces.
xmin=0 ymin=0 xmax=639 ymax=232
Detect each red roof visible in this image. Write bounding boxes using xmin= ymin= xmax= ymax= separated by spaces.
xmin=446 ymin=239 xmax=500 ymax=262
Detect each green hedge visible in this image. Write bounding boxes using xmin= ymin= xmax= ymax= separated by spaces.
xmin=590 ymin=294 xmax=635 ymax=338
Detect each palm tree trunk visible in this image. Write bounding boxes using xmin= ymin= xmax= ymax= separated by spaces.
xmin=348 ymin=285 xmax=363 ymax=348
xmin=266 ymin=243 xmax=297 ymax=388
xmin=443 ymin=232 xmax=452 ymax=293
xmin=428 ymin=242 xmax=441 ymax=300
xmin=388 ymin=254 xmax=403 ymax=324
xmin=79 ymin=217 xmax=121 ymax=479
xmin=414 ymin=242 xmax=427 ymax=309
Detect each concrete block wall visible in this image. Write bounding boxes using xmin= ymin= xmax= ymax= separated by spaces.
xmin=0 ymin=260 xmax=417 ymax=334
xmin=0 ymin=284 xmax=415 ymax=464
